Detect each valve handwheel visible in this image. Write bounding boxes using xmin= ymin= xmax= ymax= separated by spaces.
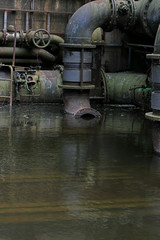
xmin=33 ymin=29 xmax=51 ymax=48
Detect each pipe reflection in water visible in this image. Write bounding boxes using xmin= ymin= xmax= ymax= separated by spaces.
xmin=152 ymin=121 xmax=160 ymax=153
xmin=0 ymin=104 xmax=159 ymax=240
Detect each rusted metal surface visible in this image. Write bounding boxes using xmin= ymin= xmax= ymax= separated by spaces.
xmin=63 ymin=90 xmax=101 ymax=118
xmin=103 ymin=72 xmax=151 ymax=108
xmin=0 ymin=47 xmax=56 ymax=64
xmin=16 ymin=70 xmax=63 ymax=103
xmin=0 ymin=30 xmax=64 ymax=52
xmin=0 ymin=67 xmax=63 ymax=103
xmin=0 ymin=65 xmax=14 ymax=104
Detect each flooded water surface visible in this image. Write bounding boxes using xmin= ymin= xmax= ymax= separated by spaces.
xmin=0 ymin=104 xmax=159 ymax=240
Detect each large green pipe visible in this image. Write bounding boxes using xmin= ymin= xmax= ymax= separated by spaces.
xmin=0 ymin=70 xmax=63 ymax=103
xmin=103 ymin=72 xmax=151 ymax=108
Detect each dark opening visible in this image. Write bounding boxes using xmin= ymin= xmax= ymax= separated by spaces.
xmin=80 ymin=113 xmax=95 ymax=120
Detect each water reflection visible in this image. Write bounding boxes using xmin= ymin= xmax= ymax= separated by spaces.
xmin=152 ymin=121 xmax=160 ymax=154
xmin=0 ymin=104 xmax=159 ymax=240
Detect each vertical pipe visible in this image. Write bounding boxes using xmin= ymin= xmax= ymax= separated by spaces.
xmin=30 ymin=0 xmax=34 ymax=29
xmin=12 ymin=28 xmax=17 ymax=67
xmin=31 ymin=0 xmax=35 ymax=10
xmin=26 ymin=12 xmax=29 ymax=31
xmin=9 ymin=66 xmax=13 ymax=108
xmin=47 ymin=13 xmax=51 ymax=32
xmin=3 ymin=10 xmax=7 ymax=30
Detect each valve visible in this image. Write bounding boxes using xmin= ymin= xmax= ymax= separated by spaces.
xmin=118 ymin=1 xmax=129 ymax=15
xmin=32 ymin=29 xmax=51 ymax=48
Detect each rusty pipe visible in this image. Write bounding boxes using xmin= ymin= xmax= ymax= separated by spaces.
xmin=63 ymin=90 xmax=101 ymax=118
xmin=0 ymin=47 xmax=56 ymax=63
xmin=0 ymin=58 xmax=43 ymax=65
xmin=0 ymin=30 xmax=64 ymax=48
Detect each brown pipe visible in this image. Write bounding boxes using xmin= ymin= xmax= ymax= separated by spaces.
xmin=63 ymin=90 xmax=101 ymax=118
xmin=0 ymin=30 xmax=64 ymax=47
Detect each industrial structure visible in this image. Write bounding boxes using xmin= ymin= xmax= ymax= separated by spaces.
xmin=0 ymin=1 xmax=160 ymax=127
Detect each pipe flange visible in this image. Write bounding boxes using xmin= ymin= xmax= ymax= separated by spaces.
xmin=147 ymin=53 xmax=160 ymax=60
xmin=145 ymin=112 xmax=160 ymax=121
xmin=103 ymin=0 xmax=117 ymax=31
xmin=142 ymin=0 xmax=154 ymax=38
xmin=101 ymin=68 xmax=109 ymax=103
xmin=125 ymin=0 xmax=136 ymax=29
xmin=75 ymin=108 xmax=102 ymax=119
xmin=117 ymin=0 xmax=136 ymax=31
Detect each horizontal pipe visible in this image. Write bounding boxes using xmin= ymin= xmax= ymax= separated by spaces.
xmin=50 ymin=35 xmax=64 ymax=45
xmin=0 ymin=47 xmax=56 ymax=63
xmin=0 ymin=31 xmax=64 ymax=48
xmin=103 ymin=72 xmax=151 ymax=108
xmin=0 ymin=58 xmax=43 ymax=65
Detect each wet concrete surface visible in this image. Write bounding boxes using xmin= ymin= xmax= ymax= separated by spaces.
xmin=0 ymin=104 xmax=159 ymax=240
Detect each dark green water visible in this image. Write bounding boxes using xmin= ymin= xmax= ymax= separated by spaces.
xmin=0 ymin=104 xmax=159 ymax=240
